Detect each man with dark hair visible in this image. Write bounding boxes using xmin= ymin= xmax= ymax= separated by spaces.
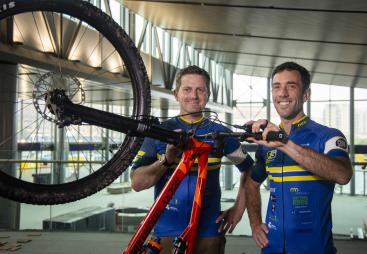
xmin=131 ymin=65 xmax=254 ymax=254
xmin=271 ymin=61 xmax=311 ymax=92
xmin=245 ymin=61 xmax=353 ymax=253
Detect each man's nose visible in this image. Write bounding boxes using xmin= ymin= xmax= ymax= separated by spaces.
xmin=189 ymin=90 xmax=199 ymax=98
xmin=279 ymin=86 xmax=289 ymax=96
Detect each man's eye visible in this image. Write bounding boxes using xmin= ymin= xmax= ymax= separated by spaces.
xmin=288 ymin=84 xmax=296 ymax=89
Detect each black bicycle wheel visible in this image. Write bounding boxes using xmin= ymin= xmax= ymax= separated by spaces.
xmin=0 ymin=0 xmax=150 ymax=204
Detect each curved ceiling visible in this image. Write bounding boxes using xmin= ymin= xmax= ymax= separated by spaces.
xmin=122 ymin=0 xmax=367 ymax=88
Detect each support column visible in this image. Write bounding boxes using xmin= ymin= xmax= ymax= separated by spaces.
xmin=307 ymin=97 xmax=311 ymax=117
xmin=266 ymin=77 xmax=271 ymax=120
xmin=224 ymin=112 xmax=233 ymax=190
xmin=265 ymin=77 xmax=271 ymax=190
xmin=128 ymin=10 xmax=136 ymax=44
xmin=0 ymin=63 xmax=20 ymax=230
xmin=350 ymin=87 xmax=355 ymax=196
xmin=123 ymin=98 xmax=131 ymax=183
xmin=54 ymin=126 xmax=67 ymax=184
xmin=103 ymin=104 xmax=110 ymax=162
xmin=160 ymin=99 xmax=169 ymax=118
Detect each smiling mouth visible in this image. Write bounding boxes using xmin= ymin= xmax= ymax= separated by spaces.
xmin=278 ymin=101 xmax=290 ymax=106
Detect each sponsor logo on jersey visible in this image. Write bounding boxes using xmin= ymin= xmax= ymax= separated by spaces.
xmin=336 ymin=138 xmax=347 ymax=149
xmin=266 ymin=150 xmax=277 ymax=163
xmin=290 ymin=187 xmax=299 ymax=193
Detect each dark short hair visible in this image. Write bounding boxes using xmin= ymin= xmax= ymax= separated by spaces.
xmin=271 ymin=62 xmax=311 ymax=92
xmin=175 ymin=65 xmax=210 ymax=92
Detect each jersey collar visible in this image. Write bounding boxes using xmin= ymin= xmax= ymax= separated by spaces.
xmin=178 ymin=115 xmax=205 ymax=125
xmin=279 ymin=115 xmax=309 ymax=131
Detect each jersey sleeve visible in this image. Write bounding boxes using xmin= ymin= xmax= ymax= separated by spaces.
xmin=223 ymin=136 xmax=254 ymax=173
xmin=131 ymin=137 xmax=158 ymax=170
xmin=321 ymin=128 xmax=349 ymax=158
xmin=251 ymin=145 xmax=268 ymax=183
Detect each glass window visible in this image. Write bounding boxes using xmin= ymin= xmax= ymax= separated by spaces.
xmin=311 ymin=84 xmax=350 ymax=140
xmin=135 ymin=14 xmax=144 ymax=47
xmin=110 ymin=0 xmax=121 ymax=25
xmin=186 ymin=45 xmax=193 ymax=65
xmin=153 ymin=27 xmax=164 ymax=59
xmin=354 ymin=88 xmax=367 ymax=145
xmin=198 ymin=52 xmax=204 ymax=68
xmin=233 ymin=74 xmax=268 ymax=125
xmin=172 ymin=36 xmax=181 ymax=66
xmin=100 ymin=0 xmax=106 ymax=12
xmin=354 ymin=88 xmax=367 ymax=195
xmin=122 ymin=7 xmax=129 ymax=33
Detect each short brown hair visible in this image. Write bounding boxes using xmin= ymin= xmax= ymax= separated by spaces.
xmin=272 ymin=62 xmax=311 ymax=92
xmin=175 ymin=65 xmax=210 ymax=92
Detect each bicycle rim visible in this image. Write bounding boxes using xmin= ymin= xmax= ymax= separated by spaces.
xmin=0 ymin=0 xmax=150 ymax=204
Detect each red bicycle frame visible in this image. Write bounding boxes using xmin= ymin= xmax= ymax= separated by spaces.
xmin=122 ymin=137 xmax=212 ymax=254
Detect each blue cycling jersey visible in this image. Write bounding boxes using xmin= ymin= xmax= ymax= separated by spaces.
xmin=132 ymin=116 xmax=253 ymax=237
xmin=251 ymin=116 xmax=349 ymax=254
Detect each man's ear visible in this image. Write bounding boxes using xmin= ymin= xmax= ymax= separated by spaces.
xmin=303 ymin=88 xmax=311 ymax=103
xmin=173 ymin=89 xmax=178 ymax=101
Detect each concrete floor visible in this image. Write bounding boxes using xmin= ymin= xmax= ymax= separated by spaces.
xmin=5 ymin=185 xmax=367 ymax=253
xmin=19 ymin=186 xmax=367 ymax=236
xmin=0 ymin=231 xmax=366 ymax=254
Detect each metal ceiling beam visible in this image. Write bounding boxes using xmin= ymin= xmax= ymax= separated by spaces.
xmin=0 ymin=42 xmax=130 ymax=85
xmin=219 ymin=62 xmax=367 ymax=79
xmin=127 ymin=1 xmax=367 ymax=14
xmin=64 ymin=20 xmax=83 ymax=59
xmin=164 ymin=28 xmax=367 ymax=46
xmin=41 ymin=12 xmax=60 ymax=56
xmin=196 ymin=48 xmax=367 ymax=66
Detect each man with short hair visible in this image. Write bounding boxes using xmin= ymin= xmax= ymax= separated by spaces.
xmin=245 ymin=62 xmax=353 ymax=254
xmin=131 ymin=65 xmax=254 ymax=254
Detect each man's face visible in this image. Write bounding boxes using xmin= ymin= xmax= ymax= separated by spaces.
xmin=272 ymin=70 xmax=310 ymax=121
xmin=174 ymin=74 xmax=209 ymax=115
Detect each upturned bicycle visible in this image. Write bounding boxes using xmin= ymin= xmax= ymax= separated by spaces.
xmin=45 ymin=89 xmax=287 ymax=254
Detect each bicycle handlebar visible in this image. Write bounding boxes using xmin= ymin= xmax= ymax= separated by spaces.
xmin=194 ymin=130 xmax=287 ymax=143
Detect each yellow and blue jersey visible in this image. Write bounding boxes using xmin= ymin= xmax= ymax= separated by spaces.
xmin=251 ymin=116 xmax=349 ymax=254
xmin=132 ymin=116 xmax=253 ymax=237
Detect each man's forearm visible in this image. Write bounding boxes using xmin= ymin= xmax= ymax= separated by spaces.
xmin=245 ymin=179 xmax=263 ymax=229
xmin=130 ymin=161 xmax=168 ymax=191
xmin=280 ymin=141 xmax=353 ymax=184
xmin=233 ymin=171 xmax=248 ymax=212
